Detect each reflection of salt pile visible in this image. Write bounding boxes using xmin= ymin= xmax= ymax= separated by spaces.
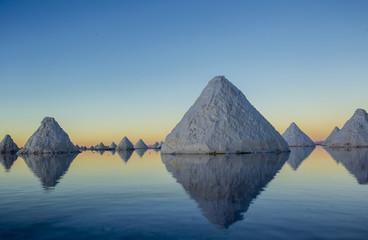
xmin=22 ymin=153 xmax=78 ymax=189
xmin=134 ymin=139 xmax=148 ymax=149
xmin=322 ymin=127 xmax=340 ymax=146
xmin=117 ymin=150 xmax=134 ymax=163
xmin=116 ymin=137 xmax=134 ymax=150
xmin=18 ymin=117 xmax=78 ymax=154
xmin=162 ymin=153 xmax=288 ymax=228
xmin=324 ymin=147 xmax=368 ymax=184
xmin=162 ymin=76 xmax=289 ymax=154
xmin=0 ymin=154 xmax=18 ymax=172
xmin=282 ymin=123 xmax=315 ymax=147
xmin=135 ymin=148 xmax=147 ymax=158
xmin=287 ymin=147 xmax=315 ymax=170
xmin=324 ymin=109 xmax=368 ymax=147
xmin=0 ymin=135 xmax=19 ymax=153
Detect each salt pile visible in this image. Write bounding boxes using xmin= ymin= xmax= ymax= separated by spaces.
xmin=95 ymin=143 xmax=108 ymax=150
xmin=134 ymin=139 xmax=148 ymax=149
xmin=116 ymin=137 xmax=134 ymax=150
xmin=321 ymin=127 xmax=340 ymax=146
xmin=108 ymin=142 xmax=117 ymax=150
xmin=161 ymin=76 xmax=289 ymax=154
xmin=324 ymin=109 xmax=368 ymax=148
xmin=282 ymin=122 xmax=315 ymax=147
xmin=0 ymin=135 xmax=19 ymax=153
xmin=18 ymin=117 xmax=78 ymax=154
xmin=151 ymin=142 xmax=159 ymax=149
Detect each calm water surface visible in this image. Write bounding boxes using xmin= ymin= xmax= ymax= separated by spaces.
xmin=0 ymin=146 xmax=367 ymax=239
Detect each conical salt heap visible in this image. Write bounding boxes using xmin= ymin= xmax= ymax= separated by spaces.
xmin=324 ymin=109 xmax=368 ymax=147
xmin=0 ymin=135 xmax=19 ymax=153
xmin=108 ymin=142 xmax=117 ymax=150
xmin=282 ymin=122 xmax=315 ymax=147
xmin=322 ymin=127 xmax=340 ymax=146
xmin=161 ymin=76 xmax=289 ymax=154
xmin=116 ymin=137 xmax=134 ymax=150
xmin=18 ymin=117 xmax=78 ymax=154
xmin=134 ymin=139 xmax=148 ymax=149
xmin=95 ymin=142 xmax=108 ymax=150
xmin=151 ymin=142 xmax=159 ymax=149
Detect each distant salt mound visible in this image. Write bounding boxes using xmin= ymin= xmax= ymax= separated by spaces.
xmin=95 ymin=142 xmax=108 ymax=150
xmin=109 ymin=142 xmax=117 ymax=150
xmin=326 ymin=109 xmax=368 ymax=148
xmin=0 ymin=135 xmax=19 ymax=153
xmin=18 ymin=117 xmax=78 ymax=154
xmin=161 ymin=76 xmax=289 ymax=154
xmin=134 ymin=139 xmax=148 ymax=149
xmin=116 ymin=137 xmax=134 ymax=150
xmin=282 ymin=122 xmax=315 ymax=147
xmin=322 ymin=127 xmax=340 ymax=146
xmin=151 ymin=142 xmax=159 ymax=149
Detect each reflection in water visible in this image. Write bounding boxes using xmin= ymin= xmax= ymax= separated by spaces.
xmin=117 ymin=150 xmax=134 ymax=163
xmin=162 ymin=153 xmax=288 ymax=228
xmin=135 ymin=148 xmax=147 ymax=158
xmin=0 ymin=154 xmax=18 ymax=172
xmin=324 ymin=147 xmax=368 ymax=184
xmin=21 ymin=153 xmax=78 ymax=190
xmin=287 ymin=147 xmax=315 ymax=171
xmin=97 ymin=150 xmax=105 ymax=156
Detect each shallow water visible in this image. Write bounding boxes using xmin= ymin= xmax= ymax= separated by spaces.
xmin=0 ymin=146 xmax=367 ymax=239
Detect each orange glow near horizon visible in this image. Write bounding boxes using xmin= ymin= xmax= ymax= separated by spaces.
xmin=4 ymin=119 xmax=346 ymax=148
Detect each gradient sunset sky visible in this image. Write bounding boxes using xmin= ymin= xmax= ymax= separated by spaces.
xmin=1 ymin=0 xmax=367 ymax=146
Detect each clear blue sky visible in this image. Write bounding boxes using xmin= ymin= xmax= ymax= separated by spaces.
xmin=0 ymin=0 xmax=367 ymax=146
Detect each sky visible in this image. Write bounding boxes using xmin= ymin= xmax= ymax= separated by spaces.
xmin=0 ymin=0 xmax=367 ymax=146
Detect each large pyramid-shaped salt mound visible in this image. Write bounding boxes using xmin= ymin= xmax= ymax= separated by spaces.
xmin=161 ymin=76 xmax=289 ymax=154
xmin=282 ymin=122 xmax=315 ymax=147
xmin=116 ymin=137 xmax=134 ymax=150
xmin=134 ymin=139 xmax=148 ymax=149
xmin=18 ymin=117 xmax=78 ymax=154
xmin=326 ymin=109 xmax=368 ymax=147
xmin=322 ymin=127 xmax=340 ymax=146
xmin=0 ymin=135 xmax=20 ymax=153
